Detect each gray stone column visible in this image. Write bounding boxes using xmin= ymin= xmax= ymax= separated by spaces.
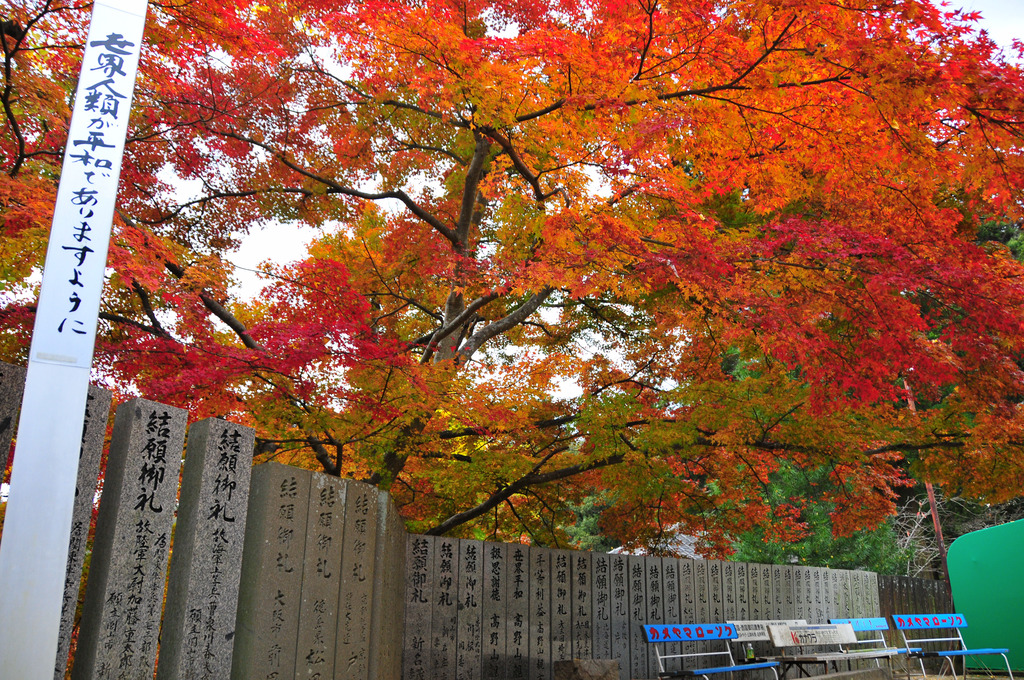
xmin=158 ymin=418 xmax=255 ymax=680
xmin=294 ymin=473 xmax=346 ymax=680
xmin=0 ymin=361 xmax=26 ymax=484
xmin=71 ymin=399 xmax=188 ymax=680
xmin=481 ymin=541 xmax=508 ymax=680
xmin=55 ymin=385 xmax=112 ymax=680
xmin=335 ymin=479 xmax=381 ymax=680
xmin=231 ymin=462 xmax=312 ymax=680
xmin=405 ymin=534 xmax=435 ymax=680
xmin=368 ymin=488 xmax=406 ymax=680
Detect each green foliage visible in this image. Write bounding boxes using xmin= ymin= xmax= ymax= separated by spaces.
xmin=977 ymin=219 xmax=1024 ymax=261
xmin=730 ymin=462 xmax=913 ymax=574
xmin=563 ymin=493 xmax=622 ymax=553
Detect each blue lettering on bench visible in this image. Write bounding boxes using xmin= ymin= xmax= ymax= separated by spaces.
xmin=644 ymin=624 xmax=737 ymax=642
xmin=830 ymin=617 xmax=888 ymax=631
xmin=893 ymin=614 xmax=966 ymax=629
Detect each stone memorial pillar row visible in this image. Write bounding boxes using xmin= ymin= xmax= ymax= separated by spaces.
xmin=71 ymin=398 xmax=188 ymax=680
xmin=54 ymin=385 xmax=112 ymax=680
xmin=157 ymin=418 xmax=255 ymax=680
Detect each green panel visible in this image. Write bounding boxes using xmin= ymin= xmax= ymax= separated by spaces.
xmin=947 ymin=518 xmax=1024 ymax=671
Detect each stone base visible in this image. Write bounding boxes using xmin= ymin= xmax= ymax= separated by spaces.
xmin=553 ymin=659 xmax=620 ymax=680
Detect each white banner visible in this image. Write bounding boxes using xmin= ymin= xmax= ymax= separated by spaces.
xmin=0 ymin=2 xmax=149 ymax=678
xmin=31 ymin=0 xmax=149 ymax=368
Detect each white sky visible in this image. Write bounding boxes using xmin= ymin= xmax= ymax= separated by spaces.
xmin=959 ymin=0 xmax=1023 ymax=54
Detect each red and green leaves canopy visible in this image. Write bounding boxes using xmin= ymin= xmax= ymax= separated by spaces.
xmin=2 ymin=0 xmax=1023 ymax=553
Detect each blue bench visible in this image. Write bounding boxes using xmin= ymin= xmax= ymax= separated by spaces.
xmin=643 ymin=623 xmax=780 ymax=680
xmin=892 ymin=613 xmax=1015 ymax=680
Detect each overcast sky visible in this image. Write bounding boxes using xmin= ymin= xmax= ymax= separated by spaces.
xmin=960 ymin=0 xmax=1023 ymax=56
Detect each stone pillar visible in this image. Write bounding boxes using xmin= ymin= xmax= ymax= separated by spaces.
xmin=507 ymin=545 xmax=530 ymax=680
xmin=529 ymin=547 xmax=551 ymax=680
xmin=55 ymin=385 xmax=112 ymax=680
xmin=404 ymin=534 xmax=435 ymax=680
xmin=571 ymin=552 xmax=594 ymax=661
xmin=0 ymin=361 xmax=26 ymax=484
xmin=481 ymin=541 xmax=508 ymax=680
xmin=626 ymin=556 xmax=647 ymax=680
xmin=294 ymin=473 xmax=347 ymax=680
xmin=551 ymin=550 xmax=572 ymax=666
xmin=608 ymin=554 xmax=628 ymax=680
xmin=157 ymin=418 xmax=255 ymax=680
xmin=368 ymin=489 xmax=407 ymax=680
xmin=427 ymin=536 xmax=458 ymax=678
xmin=592 ymin=554 xmax=612 ymax=663
xmin=230 ymin=462 xmax=312 ymax=680
xmin=72 ymin=399 xmax=188 ymax=680
xmin=335 ymin=479 xmax=381 ymax=680
xmin=455 ymin=539 xmax=484 ymax=680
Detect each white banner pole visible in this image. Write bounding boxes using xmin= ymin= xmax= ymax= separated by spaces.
xmin=0 ymin=1 xmax=149 ymax=676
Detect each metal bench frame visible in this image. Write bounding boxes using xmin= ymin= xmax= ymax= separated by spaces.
xmin=892 ymin=613 xmax=1014 ymax=680
xmin=828 ymin=617 xmax=904 ymax=668
xmin=643 ymin=623 xmax=781 ymax=680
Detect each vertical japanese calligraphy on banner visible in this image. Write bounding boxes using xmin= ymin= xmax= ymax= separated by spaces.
xmin=0 ymin=2 xmax=150 ymax=676
xmin=31 ymin=0 xmax=147 ymax=368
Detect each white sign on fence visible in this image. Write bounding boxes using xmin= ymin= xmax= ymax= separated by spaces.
xmin=0 ymin=1 xmax=149 ymax=677
xmin=729 ymin=619 xmax=807 ymax=642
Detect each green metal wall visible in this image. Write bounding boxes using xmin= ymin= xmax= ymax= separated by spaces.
xmin=947 ymin=518 xmax=1024 ymax=671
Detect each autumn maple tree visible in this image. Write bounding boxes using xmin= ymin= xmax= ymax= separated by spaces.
xmin=3 ymin=0 xmax=1024 ymax=555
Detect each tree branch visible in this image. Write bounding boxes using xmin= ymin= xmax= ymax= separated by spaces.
xmin=426 ymin=448 xmax=624 ymax=535
xmin=457 ymin=287 xmax=554 ymax=361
